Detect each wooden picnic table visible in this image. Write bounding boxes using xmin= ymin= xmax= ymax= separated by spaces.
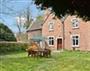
xmin=33 ymin=49 xmax=45 ymax=57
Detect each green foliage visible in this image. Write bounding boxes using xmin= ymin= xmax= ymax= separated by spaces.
xmin=34 ymin=0 xmax=90 ymax=21
xmin=0 ymin=42 xmax=28 ymax=54
xmin=36 ymin=15 xmax=43 ymax=20
xmin=0 ymin=23 xmax=16 ymax=41
xmin=0 ymin=51 xmax=90 ymax=71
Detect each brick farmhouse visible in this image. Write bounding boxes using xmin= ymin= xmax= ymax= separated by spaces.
xmin=42 ymin=10 xmax=90 ymax=51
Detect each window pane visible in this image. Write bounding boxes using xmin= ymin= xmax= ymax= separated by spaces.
xmin=76 ymin=36 xmax=78 ymax=39
xmin=76 ymin=22 xmax=78 ymax=27
xmin=50 ymin=24 xmax=53 ymax=29
xmin=49 ymin=37 xmax=51 ymax=39
xmin=49 ymin=40 xmax=51 ymax=45
xmin=76 ymin=39 xmax=78 ymax=45
xmin=73 ymin=36 xmax=75 ymax=38
xmin=49 ymin=23 xmax=54 ymax=30
xmin=72 ymin=35 xmax=79 ymax=46
xmin=73 ymin=39 xmax=75 ymax=45
xmin=72 ymin=18 xmax=79 ymax=28
xmin=49 ymin=37 xmax=54 ymax=45
xmin=52 ymin=40 xmax=54 ymax=45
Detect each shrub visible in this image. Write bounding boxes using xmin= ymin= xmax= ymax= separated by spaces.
xmin=0 ymin=42 xmax=28 ymax=54
xmin=0 ymin=23 xmax=16 ymax=41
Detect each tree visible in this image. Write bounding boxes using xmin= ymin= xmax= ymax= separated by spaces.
xmin=0 ymin=22 xmax=16 ymax=41
xmin=16 ymin=6 xmax=33 ymax=33
xmin=33 ymin=0 xmax=90 ymax=21
xmin=15 ymin=6 xmax=33 ymax=41
xmin=24 ymin=7 xmax=33 ymax=30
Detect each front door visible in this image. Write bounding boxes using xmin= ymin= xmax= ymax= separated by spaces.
xmin=57 ymin=38 xmax=62 ymax=50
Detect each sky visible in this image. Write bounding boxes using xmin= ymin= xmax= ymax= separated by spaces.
xmin=0 ymin=0 xmax=43 ymax=33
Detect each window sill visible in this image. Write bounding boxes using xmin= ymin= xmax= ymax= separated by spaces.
xmin=72 ymin=27 xmax=79 ymax=29
xmin=72 ymin=45 xmax=80 ymax=48
xmin=49 ymin=30 xmax=54 ymax=32
xmin=48 ymin=45 xmax=54 ymax=47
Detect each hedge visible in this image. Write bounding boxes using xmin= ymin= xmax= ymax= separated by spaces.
xmin=0 ymin=42 xmax=28 ymax=54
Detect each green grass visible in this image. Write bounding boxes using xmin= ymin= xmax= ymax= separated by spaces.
xmin=0 ymin=51 xmax=90 ymax=71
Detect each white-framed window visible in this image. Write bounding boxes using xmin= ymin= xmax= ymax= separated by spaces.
xmin=48 ymin=36 xmax=54 ymax=46
xmin=48 ymin=21 xmax=54 ymax=31
xmin=71 ymin=18 xmax=79 ymax=28
xmin=71 ymin=34 xmax=80 ymax=47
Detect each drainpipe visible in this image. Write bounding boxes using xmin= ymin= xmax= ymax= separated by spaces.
xmin=62 ymin=21 xmax=65 ymax=50
xmin=61 ymin=15 xmax=68 ymax=51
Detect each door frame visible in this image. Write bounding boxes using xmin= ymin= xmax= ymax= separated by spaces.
xmin=56 ymin=37 xmax=63 ymax=50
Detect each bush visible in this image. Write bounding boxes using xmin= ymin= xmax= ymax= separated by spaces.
xmin=0 ymin=42 xmax=28 ymax=54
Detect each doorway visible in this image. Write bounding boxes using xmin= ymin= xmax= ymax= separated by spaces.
xmin=57 ymin=38 xmax=62 ymax=50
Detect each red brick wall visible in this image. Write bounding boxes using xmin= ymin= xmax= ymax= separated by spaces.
xmin=42 ymin=11 xmax=90 ymax=51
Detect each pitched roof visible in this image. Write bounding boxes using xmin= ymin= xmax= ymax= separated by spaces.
xmin=27 ymin=19 xmax=43 ymax=32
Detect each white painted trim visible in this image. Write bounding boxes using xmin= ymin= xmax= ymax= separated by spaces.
xmin=56 ymin=37 xmax=63 ymax=50
xmin=47 ymin=36 xmax=55 ymax=46
xmin=56 ymin=37 xmax=63 ymax=41
xmin=71 ymin=34 xmax=80 ymax=47
xmin=71 ymin=18 xmax=80 ymax=29
xmin=48 ymin=20 xmax=55 ymax=31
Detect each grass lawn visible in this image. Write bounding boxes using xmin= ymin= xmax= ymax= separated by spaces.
xmin=0 ymin=51 xmax=90 ymax=71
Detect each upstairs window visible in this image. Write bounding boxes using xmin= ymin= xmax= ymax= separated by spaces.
xmin=48 ymin=22 xmax=54 ymax=31
xmin=71 ymin=18 xmax=79 ymax=28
